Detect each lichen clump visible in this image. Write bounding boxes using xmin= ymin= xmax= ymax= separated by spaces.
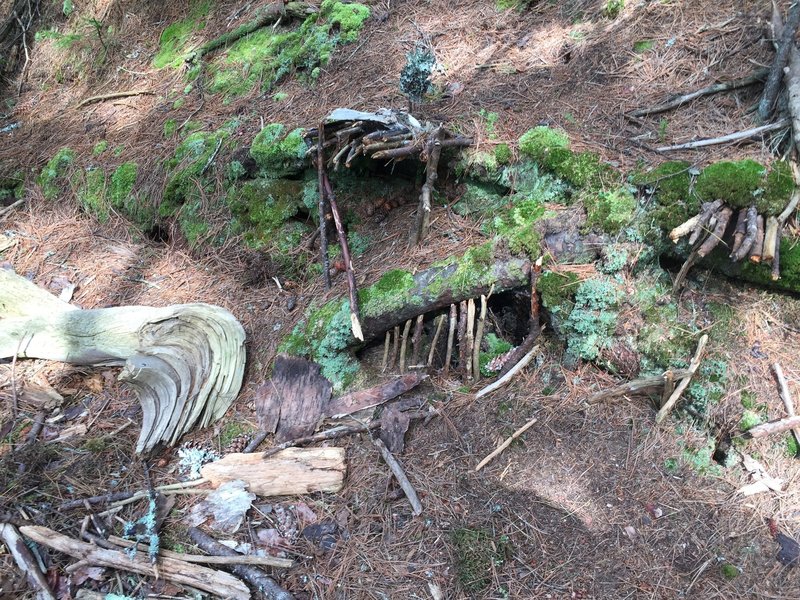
xmin=562 ymin=278 xmax=621 ymax=362
xmin=249 ymin=123 xmax=307 ymax=178
xmin=583 ymin=188 xmax=636 ymax=234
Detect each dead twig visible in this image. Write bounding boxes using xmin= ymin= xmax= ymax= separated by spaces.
xmin=76 ymin=90 xmax=154 ymax=108
xmin=0 ymin=523 xmax=55 ymax=600
xmin=746 ymin=415 xmax=800 ymax=438
xmin=656 ymin=119 xmax=790 ymax=152
xmin=372 ymin=437 xmax=422 ymax=515
xmin=0 ymin=197 xmax=25 ymax=219
xmin=760 ymin=1 xmax=800 ymax=121
xmin=476 ymin=345 xmax=540 ymax=399
xmin=475 ymin=416 xmax=538 ymax=471
xmin=317 ymin=121 xmax=331 ymax=289
xmin=772 ymin=363 xmax=800 ymax=446
xmin=588 ymin=370 xmax=691 ymax=403
xmin=655 ymin=334 xmax=709 ymax=424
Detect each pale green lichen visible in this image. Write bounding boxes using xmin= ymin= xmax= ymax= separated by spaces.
xmin=249 ymin=123 xmax=307 ymax=178
xmin=583 ymin=188 xmax=636 ymax=234
xmin=562 ymin=278 xmax=621 ymax=362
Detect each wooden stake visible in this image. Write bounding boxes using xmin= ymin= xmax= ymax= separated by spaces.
xmin=729 ymin=208 xmax=748 ymax=256
xmin=410 ymin=314 xmax=425 ymax=367
xmin=464 ymin=299 xmax=476 ymax=381
xmin=443 ymin=304 xmax=457 ymax=376
xmin=398 ymin=319 xmax=412 ymax=374
xmin=731 ymin=206 xmax=758 ymax=261
xmin=427 ymin=314 xmax=446 ymax=367
xmin=762 ymin=216 xmax=780 ymax=264
xmin=457 ymin=301 xmax=468 ymax=375
xmin=381 ymin=330 xmax=391 ymax=372
xmin=697 ymin=206 xmax=733 ymax=258
xmin=772 ymin=225 xmax=782 ymax=280
xmin=750 ymin=215 xmax=765 ymax=263
xmin=475 ymin=416 xmax=538 ymax=471
xmin=655 ymin=334 xmax=709 ymax=424
xmin=472 ymin=295 xmax=488 ymax=383
xmin=772 ymin=363 xmax=800 ymax=447
xmin=414 ymin=127 xmax=443 ymax=244
xmin=389 ymin=325 xmax=400 ymax=370
xmin=317 ymin=121 xmax=331 ymax=289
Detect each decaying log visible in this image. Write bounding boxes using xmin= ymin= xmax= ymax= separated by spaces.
xmin=201 ymin=448 xmax=346 ymax=496
xmin=19 ymin=526 xmax=250 ymax=600
xmin=772 ymin=2 xmax=800 ymax=154
xmin=655 ymin=334 xmax=709 ymax=424
xmin=187 ymin=528 xmax=295 ymax=600
xmin=731 ymin=206 xmax=758 ymax=261
xmin=750 ymin=214 xmax=765 ymax=262
xmin=0 ymin=524 xmax=55 ymax=600
xmin=759 ymin=0 xmax=800 ymax=121
xmin=327 ymin=371 xmax=427 ymax=417
xmin=0 ymin=269 xmax=245 ymax=453
xmin=588 ymin=369 xmax=691 ymax=403
xmin=697 ymin=206 xmax=733 ymax=258
xmin=475 ymin=416 xmax=538 ymax=471
xmin=747 ymin=415 xmax=800 ymax=439
xmin=359 ymin=258 xmax=531 ymax=344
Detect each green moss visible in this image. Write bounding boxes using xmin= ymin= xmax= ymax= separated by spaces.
xmin=786 ymin=434 xmax=799 ymax=457
xmin=249 ymin=123 xmax=307 ymax=178
xmin=452 ymin=528 xmax=507 ymax=594
xmin=359 ymin=269 xmax=416 ymax=318
xmin=38 ymin=147 xmax=76 ymax=200
xmin=164 ymin=118 xmax=178 ymax=138
xmin=583 ymin=188 xmax=636 ymax=234
xmin=538 ymin=271 xmax=580 ymax=313
xmin=632 ymin=161 xmax=695 ymax=230
xmin=450 ymin=243 xmax=494 ymax=294
xmin=695 ymin=160 xmax=793 ymax=215
xmin=207 ymin=2 xmax=370 ymax=98
xmin=739 ymin=410 xmax=763 ymax=432
xmin=486 ymin=194 xmax=547 ymax=256
xmin=455 ymin=150 xmax=502 ymax=184
xmin=740 ymin=234 xmax=800 ymax=293
xmin=454 ymin=181 xmax=507 ymax=217
xmin=153 ymin=0 xmax=211 ymax=69
xmin=637 ymin=303 xmax=696 ymax=371
xmin=75 ymin=167 xmax=108 ymax=221
xmin=518 ymin=126 xmax=570 ymax=167
xmin=110 ymin=162 xmax=137 ymax=206
xmin=227 ymin=177 xmax=305 ymax=247
xmin=177 ymin=198 xmax=209 ymax=247
xmin=92 ymin=140 xmax=108 ymax=156
xmin=494 ymin=143 xmax=512 ymax=165
xmin=680 ymin=438 xmax=722 ymax=475
xmin=172 ymin=98 xmax=186 ymax=109
xmin=720 ymin=563 xmax=739 ymax=580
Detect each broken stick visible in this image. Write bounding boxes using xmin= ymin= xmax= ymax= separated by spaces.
xmin=475 ymin=416 xmax=538 ymax=471
xmin=655 ymin=334 xmax=709 ymax=424
xmin=588 ymin=369 xmax=691 ymax=403
xmin=746 ymin=415 xmax=800 ymax=439
xmin=475 ymin=345 xmax=540 ymax=399
xmin=772 ymin=362 xmax=800 ymax=446
xmin=373 ymin=437 xmax=422 ymax=515
xmin=443 ymin=304 xmax=456 ymax=376
xmin=0 ymin=523 xmax=55 ymax=600
xmin=472 ymin=295 xmax=487 ymax=383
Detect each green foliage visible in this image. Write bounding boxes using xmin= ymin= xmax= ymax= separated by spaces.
xmin=633 ymin=39 xmax=654 ymax=52
xmin=109 ymin=162 xmax=138 ymax=206
xmin=208 ymin=2 xmax=370 ymax=98
xmin=480 ymin=333 xmax=513 ymax=376
xmin=452 ymin=528 xmax=507 ymax=593
xmin=249 ymin=123 xmax=307 ymax=178
xmin=720 ymin=563 xmax=739 ymax=580
xmin=358 ymin=269 xmax=416 ymax=318
xmin=75 ymin=167 xmax=108 ymax=221
xmin=163 ymin=118 xmax=178 ymax=138
xmin=740 ymin=234 xmax=800 ymax=294
xmin=695 ymin=160 xmax=793 ymax=215
xmin=400 ymin=46 xmax=435 ymax=103
xmin=153 ymin=1 xmax=211 ymax=68
xmin=450 ymin=243 xmax=494 ymax=293
xmin=538 ymin=271 xmax=580 ymax=313
xmin=563 ymin=278 xmax=621 ymax=362
xmin=494 ymin=143 xmax=512 ymax=165
xmin=583 ymin=188 xmax=636 ymax=234
xmin=38 ymin=147 xmax=76 ymax=200
xmin=63 ymin=0 xmax=74 ymax=17
xmin=347 ymin=231 xmax=370 ymax=256
xmin=92 ymin=140 xmax=108 ymax=156
xmin=599 ymin=245 xmax=629 ymax=273
xmin=739 ymin=410 xmax=763 ymax=432
xmin=658 ymin=119 xmax=669 ymax=142
xmin=603 ymin=0 xmax=624 ymax=19
xmin=786 ymin=434 xmax=799 ymax=457
xmin=679 ymin=438 xmax=722 ymax=475
xmin=479 ymin=109 xmax=500 ymax=138
xmin=518 ymin=126 xmax=570 ymax=167
xmin=273 ymin=91 xmax=289 ymax=101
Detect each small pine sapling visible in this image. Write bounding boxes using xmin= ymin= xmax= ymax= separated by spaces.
xmin=400 ymin=46 xmax=435 ymax=113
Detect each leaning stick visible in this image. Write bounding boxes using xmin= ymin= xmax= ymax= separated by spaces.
xmin=672 ymin=250 xmax=699 ymax=294
xmin=381 ymin=331 xmax=391 ymax=372
xmin=669 ymin=214 xmax=701 ymax=242
xmin=464 ymin=299 xmax=476 ymax=380
xmin=373 ymin=438 xmax=422 ymax=515
xmin=443 ymin=304 xmax=457 ymax=376
xmin=77 ymin=90 xmax=154 ymax=108
xmin=398 ymin=319 xmax=412 ymax=374
xmin=729 ymin=209 xmax=748 ymax=256
xmin=457 ymin=301 xmax=468 ymax=375
xmin=760 ymin=0 xmax=800 ymax=121
xmin=772 ymin=225 xmax=782 ymax=280
xmin=630 ymin=68 xmax=769 ymax=117
xmin=475 ymin=416 xmax=538 ymax=471
xmin=389 ymin=325 xmax=400 ymax=370
xmin=697 ymin=207 xmax=733 ymax=257
xmin=475 ymin=345 xmax=540 ymax=399
xmin=0 ymin=524 xmax=55 ymax=600
xmin=410 ymin=314 xmax=425 ymax=367
xmin=427 ymin=313 xmax=446 ymax=367
xmin=747 ymin=415 xmax=800 ymax=439
xmin=656 ymin=119 xmax=790 ymax=152
xmin=772 ymin=363 xmax=800 ymax=446
xmin=689 ymin=200 xmax=723 ymax=245
xmin=588 ymin=370 xmax=690 ymax=403
xmin=472 ymin=295 xmax=487 ymax=383
xmin=0 ymin=197 xmax=26 ymax=219
xmin=317 ymin=121 xmax=331 ymax=289
xmin=655 ymin=334 xmax=709 ymax=423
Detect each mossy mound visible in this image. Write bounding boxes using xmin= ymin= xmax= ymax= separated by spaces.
xmin=739 ymin=234 xmax=800 ymax=293
xmin=583 ymin=188 xmax=636 ymax=234
xmin=74 ymin=167 xmax=109 ymax=222
xmin=227 ymin=177 xmax=307 ymax=247
xmin=207 ymin=1 xmax=370 ymax=98
xmin=695 ymin=159 xmax=792 ymax=216
xmin=38 ymin=147 xmax=76 ymax=200
xmin=631 ymin=161 xmax=696 ymax=231
xmin=153 ymin=0 xmax=212 ymax=69
xmin=249 ymin=123 xmax=308 ymax=178
xmin=109 ymin=162 xmax=155 ymax=229
xmin=358 ymin=269 xmax=416 ymax=318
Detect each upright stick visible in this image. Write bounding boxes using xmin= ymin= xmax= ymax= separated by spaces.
xmin=317 ymin=121 xmax=331 ymax=289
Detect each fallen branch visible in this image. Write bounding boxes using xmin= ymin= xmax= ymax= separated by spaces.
xmin=472 ymin=295 xmax=487 ymax=383
xmin=772 ymin=226 xmax=782 ymax=280
xmin=317 ymin=121 xmax=331 ymax=289
xmin=656 ymin=119 xmax=790 ymax=152
xmin=762 ymin=216 xmax=780 ymax=263
xmin=475 ymin=416 xmax=538 ymax=471
xmin=19 ymin=525 xmax=250 ymax=600
xmin=427 ymin=313 xmax=446 ymax=367
xmin=0 ymin=197 xmax=25 ymax=218
xmin=672 ymin=249 xmax=699 ymax=294
xmin=373 ymin=437 xmax=422 ymax=515
xmin=443 ymin=304 xmax=456 ymax=376
xmin=475 ymin=345 xmax=540 ymax=399
xmin=588 ymin=369 xmax=691 ymax=403
xmin=760 ymin=1 xmax=800 ymax=120
xmin=770 ymin=2 xmax=800 ymax=154
xmin=77 ymin=90 xmax=154 ymax=108
xmin=697 ymin=206 xmax=733 ymax=257
xmin=655 ymin=334 xmax=709 ymax=424
xmin=413 ymin=126 xmax=442 ymax=244
xmin=772 ymin=362 xmax=800 ymax=447
xmin=689 ymin=200 xmax=724 ymax=245
xmin=187 ymin=527 xmax=295 ymax=600
xmin=746 ymin=415 xmax=800 ymax=438
xmin=631 ymin=68 xmax=769 ymax=118
xmin=0 ymin=523 xmax=55 ymax=600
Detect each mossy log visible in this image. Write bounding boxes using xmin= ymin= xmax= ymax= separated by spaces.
xmin=359 ymin=257 xmax=531 ymax=344
xmin=185 ymin=2 xmax=317 ymax=64
xmin=0 ymin=269 xmax=246 ymax=453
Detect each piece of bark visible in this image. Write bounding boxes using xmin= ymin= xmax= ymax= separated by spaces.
xmin=747 ymin=415 xmax=800 ymax=439
xmin=359 ymin=258 xmax=531 ymax=344
xmin=0 ymin=270 xmax=246 ymax=453
xmin=443 ymin=304 xmax=457 ymax=376
xmin=327 ymin=372 xmax=427 ymax=417
xmin=731 ymin=206 xmax=758 ymax=261
xmin=697 ymin=206 xmax=733 ymax=258
xmin=201 ymin=447 xmax=345 ymax=496
xmin=255 ymin=355 xmax=332 ymax=442
xmin=476 ymin=345 xmax=540 ymax=399
xmin=372 ymin=438 xmax=422 ymax=515
xmin=588 ymin=370 xmax=691 ymax=403
xmin=187 ymin=527 xmax=295 ymax=600
xmin=19 ymin=525 xmax=250 ymax=599
xmin=0 ymin=524 xmax=55 ymax=600
xmin=379 ymin=405 xmax=412 ymax=453
xmin=655 ymin=334 xmax=709 ymax=424
xmin=750 ymin=215 xmax=766 ymax=262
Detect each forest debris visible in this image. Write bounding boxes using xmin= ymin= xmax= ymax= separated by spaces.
xmin=399 ymin=318 xmax=412 ymax=373
xmin=475 ymin=345 xmax=540 ymax=399
xmin=776 ymin=532 xmax=800 ymax=568
xmin=762 ymin=216 xmax=780 ymax=263
xmin=413 ymin=126 xmax=442 ymax=244
xmin=444 ymin=304 xmax=457 ymax=376
xmin=379 ymin=405 xmax=412 ymax=453
xmin=187 ymin=527 xmax=295 ymax=600
xmin=76 ymin=90 xmax=154 ymax=108
xmin=472 ymin=295 xmax=487 ymax=383
xmin=688 ymin=200 xmax=724 ymax=245
xmin=747 ymin=415 xmax=800 ymax=438
xmin=255 ymin=356 xmax=332 ymax=441
xmin=188 ymin=480 xmax=255 ymax=534
xmin=669 ymin=214 xmax=701 ymax=243
xmin=771 ymin=2 xmax=800 ymax=155
xmin=772 ymin=362 xmax=800 ymax=446
xmin=0 ymin=197 xmax=25 ymax=218
xmin=457 ymin=301 xmax=468 ymax=375
xmin=656 ymin=119 xmax=790 ymax=152
xmin=750 ymin=214 xmax=766 ymax=262
xmin=655 ymin=334 xmax=709 ymax=424
xmin=410 ymin=314 xmax=425 ymax=367
xmin=760 ymin=0 xmax=800 ymax=120
xmin=427 ymin=313 xmax=446 ymax=367
xmin=0 ymin=523 xmax=56 ymax=600
xmin=630 ymin=68 xmax=769 ymax=118
xmin=729 ymin=208 xmax=748 ymax=256
xmin=19 ymin=525 xmax=250 ymax=599
xmin=772 ymin=225 xmax=782 ymax=280
xmin=0 ymin=269 xmax=246 ymax=453
xmin=588 ymin=369 xmax=691 ymax=403
xmin=731 ymin=207 xmax=758 ymax=261
xmin=316 ymin=121 xmax=331 ymax=289
xmin=474 ymin=416 xmax=538 ymax=471
xmin=372 ymin=438 xmax=422 ymax=515
xmin=327 ymin=371 xmax=426 ymax=417
xmin=381 ymin=331 xmax=391 ymax=372
xmin=737 ymin=453 xmax=784 ymax=496
xmin=201 ymin=447 xmax=346 ymax=496
xmin=697 ymin=206 xmax=733 ymax=258
xmin=464 ymin=298 xmax=476 ymax=380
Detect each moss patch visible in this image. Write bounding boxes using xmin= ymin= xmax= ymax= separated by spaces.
xmin=38 ymin=147 xmax=76 ymax=200
xmin=358 ymin=269 xmax=416 ymax=318
xmin=227 ymin=177 xmax=305 ymax=247
xmin=153 ymin=0 xmax=211 ymax=68
xmin=452 ymin=528 xmax=507 ymax=594
xmin=695 ymin=159 xmax=792 ymax=216
xmin=583 ymin=188 xmax=636 ymax=234
xmin=75 ymin=167 xmax=109 ymax=221
xmin=632 ymin=160 xmax=696 ymax=230
xmin=249 ymin=123 xmax=307 ymax=178
xmin=740 ymin=234 xmax=800 ymax=293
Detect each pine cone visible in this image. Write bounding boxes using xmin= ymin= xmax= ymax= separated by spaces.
xmin=224 ymin=433 xmax=251 ymax=454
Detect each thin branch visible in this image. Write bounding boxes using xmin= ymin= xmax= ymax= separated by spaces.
xmin=475 ymin=416 xmax=538 ymax=471
xmin=76 ymin=90 xmax=154 ymax=108
xmin=656 ymin=119 xmax=790 ymax=152
xmin=655 ymin=334 xmax=709 ymax=424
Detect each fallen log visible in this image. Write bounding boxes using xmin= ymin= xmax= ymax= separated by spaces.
xmin=0 ymin=269 xmax=246 ymax=453
xmin=746 ymin=415 xmax=800 ymax=439
xmin=771 ymin=2 xmax=800 ymax=154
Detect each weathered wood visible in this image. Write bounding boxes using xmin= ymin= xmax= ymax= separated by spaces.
xmin=588 ymin=370 xmax=691 ymax=403
xmin=317 ymin=121 xmax=332 ymax=289
xmin=0 ymin=524 xmax=55 ymax=600
xmin=747 ymin=415 xmax=800 ymax=439
xmin=476 ymin=345 xmax=540 ymax=399
xmin=19 ymin=526 xmax=250 ymax=600
xmin=410 ymin=314 xmax=425 ymax=366
xmin=697 ymin=206 xmax=733 ymax=258
xmin=443 ymin=304 xmax=457 ymax=376
xmin=689 ymin=200 xmax=723 ymax=245
xmin=457 ymin=301 xmax=468 ymax=375
xmin=475 ymin=416 xmax=538 ymax=471
xmin=201 ymin=448 xmax=346 ymax=495
xmin=427 ymin=313 xmax=446 ymax=367
xmin=472 ymin=295 xmax=487 ymax=383
xmin=731 ymin=206 xmax=758 ymax=261
xmin=414 ymin=127 xmax=442 ymax=244
xmin=762 ymin=216 xmax=780 ymax=263
xmin=327 ymin=372 xmax=427 ymax=417
xmin=771 ymin=2 xmax=800 ymax=154
xmin=772 ymin=362 xmax=800 ymax=445
xmin=729 ymin=208 xmax=748 ymax=256
xmin=750 ymin=214 xmax=765 ymax=262
xmin=0 ymin=270 xmax=246 ymax=453
xmin=759 ymin=0 xmax=800 ymax=121
xmin=655 ymin=334 xmax=708 ymax=424
xmin=373 ymin=438 xmax=422 ymax=515
xmin=772 ymin=225 xmax=783 ymax=280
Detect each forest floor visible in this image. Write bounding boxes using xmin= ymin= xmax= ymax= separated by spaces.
xmin=2 ymin=0 xmax=800 ymax=598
